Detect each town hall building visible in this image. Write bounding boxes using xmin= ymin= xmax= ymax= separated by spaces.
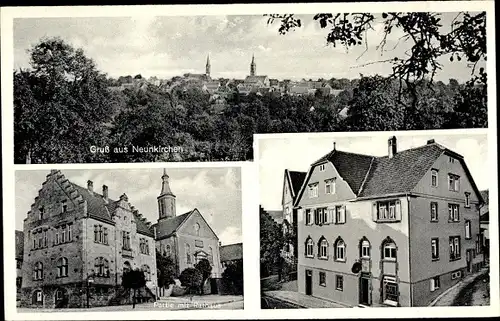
xmin=294 ymin=137 xmax=485 ymax=307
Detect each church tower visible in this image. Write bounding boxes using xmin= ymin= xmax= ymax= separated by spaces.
xmin=250 ymin=54 xmax=256 ymax=76
xmin=205 ymin=54 xmax=211 ymax=77
xmin=157 ymin=169 xmax=176 ymax=220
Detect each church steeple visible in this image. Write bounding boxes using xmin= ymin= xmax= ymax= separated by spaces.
xmin=205 ymin=54 xmax=211 ymax=77
xmin=158 ymin=169 xmax=176 ymax=220
xmin=250 ymin=54 xmax=256 ymax=76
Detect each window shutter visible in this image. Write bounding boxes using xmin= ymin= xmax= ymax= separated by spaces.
xmin=372 ymin=203 xmax=378 ymax=221
xmin=298 ymin=208 xmax=303 ymax=224
xmin=395 ymin=200 xmax=402 ymax=221
xmin=342 ymin=205 xmax=347 ymax=223
xmin=430 ymin=279 xmax=435 ymax=292
xmin=314 ymin=209 xmax=318 ymax=225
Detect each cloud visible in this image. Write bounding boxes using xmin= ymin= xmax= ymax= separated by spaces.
xmin=218 ymin=226 xmax=242 ymax=245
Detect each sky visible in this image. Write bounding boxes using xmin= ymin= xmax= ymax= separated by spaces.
xmin=259 ymin=131 xmax=489 ymax=210
xmin=13 ymin=12 xmax=483 ymax=81
xmin=15 ymin=167 xmax=242 ymax=246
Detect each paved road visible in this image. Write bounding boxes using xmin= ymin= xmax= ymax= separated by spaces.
xmin=432 ymin=267 xmax=489 ymax=307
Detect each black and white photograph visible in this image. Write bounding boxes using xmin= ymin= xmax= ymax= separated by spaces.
xmin=14 ymin=167 xmax=243 ymax=311
xmin=11 ymin=9 xmax=487 ymax=164
xmin=258 ymin=131 xmax=491 ymax=308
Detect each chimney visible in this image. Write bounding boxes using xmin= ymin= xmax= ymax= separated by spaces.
xmin=102 ymin=185 xmax=108 ymax=201
xmin=427 ymin=139 xmax=435 ymax=145
xmin=388 ymin=136 xmax=397 ymax=159
xmin=333 ymin=142 xmax=336 ymax=151
xmin=87 ymin=180 xmax=94 ymax=193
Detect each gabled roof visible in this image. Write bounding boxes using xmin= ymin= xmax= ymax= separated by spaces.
xmin=71 ymin=182 xmax=154 ymax=237
xmin=285 ymin=170 xmax=306 ymax=199
xmin=152 ymin=210 xmax=194 ymax=240
xmin=15 ymin=230 xmax=24 ymax=260
xmin=220 ymin=242 xmax=243 ymax=262
xmin=312 ymin=150 xmax=374 ymax=195
xmin=245 ymin=75 xmax=268 ymax=83
xmin=294 ymin=141 xmax=484 ymax=205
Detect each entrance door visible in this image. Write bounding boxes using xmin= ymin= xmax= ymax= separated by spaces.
xmin=210 ymin=278 xmax=218 ymax=294
xmin=466 ymin=249 xmax=472 ymax=272
xmin=359 ymin=275 xmax=371 ymax=305
xmin=305 ymin=270 xmax=312 ymax=295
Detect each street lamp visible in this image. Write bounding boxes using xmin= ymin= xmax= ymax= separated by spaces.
xmin=86 ymin=274 xmax=95 ymax=308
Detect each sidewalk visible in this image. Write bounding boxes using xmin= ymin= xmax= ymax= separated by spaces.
xmin=429 ymin=267 xmax=489 ymax=307
xmin=264 ymin=290 xmax=348 ymax=308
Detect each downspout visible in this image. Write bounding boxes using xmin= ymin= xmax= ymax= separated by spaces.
xmin=406 ymin=193 xmax=413 ymax=306
xmin=82 ymin=200 xmax=88 ymax=307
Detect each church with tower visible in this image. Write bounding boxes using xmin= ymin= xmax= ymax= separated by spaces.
xmin=152 ymin=169 xmax=223 ymax=283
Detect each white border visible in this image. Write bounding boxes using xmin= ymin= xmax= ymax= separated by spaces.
xmin=2 ymin=1 xmax=498 ymax=319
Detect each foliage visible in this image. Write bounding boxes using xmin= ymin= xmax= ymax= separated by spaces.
xmin=179 ymin=267 xmax=203 ymax=295
xmin=156 ymin=250 xmax=177 ymax=288
xmin=222 ymin=260 xmax=244 ymax=295
xmin=194 ymin=258 xmax=212 ymax=287
xmin=260 ymin=207 xmax=285 ymax=278
xmin=122 ymin=268 xmax=147 ymax=308
xmin=13 ymin=36 xmax=488 ymax=164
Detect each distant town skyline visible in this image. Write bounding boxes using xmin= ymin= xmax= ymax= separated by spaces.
xmin=14 ymin=13 xmax=482 ymax=82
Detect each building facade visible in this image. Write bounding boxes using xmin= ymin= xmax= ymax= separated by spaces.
xmin=16 ymin=230 xmax=24 ymax=302
xmin=152 ymin=170 xmax=223 ymax=293
xmin=295 ymin=137 xmax=484 ymax=307
xmin=20 ymin=170 xmax=157 ymax=308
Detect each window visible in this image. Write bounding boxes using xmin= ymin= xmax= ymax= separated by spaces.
xmin=34 ymin=290 xmax=43 ymax=302
xmin=465 ymin=193 xmax=471 ymax=208
xmin=431 ymin=169 xmax=438 ymax=187
xmin=448 ymin=204 xmax=460 ymax=222
xmin=305 ymin=238 xmax=314 ymax=257
xmin=319 ymin=164 xmax=326 ymax=172
xmin=449 ymin=156 xmax=455 ymax=163
xmin=61 ymin=200 xmax=67 ymax=213
xmin=56 ymin=257 xmax=68 ymax=277
xmin=335 ymin=205 xmax=346 ymax=224
xmin=140 ymin=238 xmax=150 ymax=255
xmin=465 ymin=221 xmax=471 ymax=239
xmin=314 ymin=208 xmax=328 ymax=225
xmin=361 ymin=239 xmax=370 ymax=258
xmin=431 ymin=238 xmax=439 ymax=260
xmin=375 ymin=200 xmax=401 ymax=222
xmin=448 ymin=174 xmax=460 ymax=192
xmin=103 ymin=228 xmax=108 ymax=245
xmin=60 ymin=225 xmax=66 ymax=243
xmin=325 ymin=178 xmax=336 ymax=194
xmin=194 ymin=223 xmax=200 ymax=236
xmin=449 ymin=236 xmax=461 ymax=260
xmin=308 ymin=184 xmax=318 ymax=198
xmin=318 ymin=238 xmax=328 ymax=259
xmin=319 ymin=272 xmax=326 ymax=286
xmin=451 ymin=270 xmax=462 ymax=280
xmin=166 ymin=245 xmax=171 ymax=257
xmin=186 ymin=244 xmax=192 ymax=264
xmin=476 ymin=234 xmax=481 ymax=254
xmin=334 ymin=238 xmax=346 ymax=262
xmin=142 ymin=265 xmax=151 ymax=281
xmin=383 ymin=239 xmax=397 ymax=260
xmin=33 ymin=262 xmax=43 ymax=280
xmin=305 ymin=209 xmax=312 ymax=225
xmin=16 ymin=259 xmax=22 ymax=269
xmin=95 ymin=257 xmax=110 ymax=277
xmin=430 ymin=276 xmax=441 ymax=291
xmin=430 ymin=202 xmax=438 ymax=222
xmin=383 ymin=276 xmax=398 ymax=304
xmin=67 ymin=224 xmax=72 ymax=242
xmin=94 ymin=225 xmax=98 ymax=242
xmin=55 ymin=228 xmax=60 ymax=245
xmin=335 ymin=275 xmax=343 ymax=291
xmin=43 ymin=230 xmax=48 ymax=247
xmin=39 ymin=206 xmax=44 ymax=220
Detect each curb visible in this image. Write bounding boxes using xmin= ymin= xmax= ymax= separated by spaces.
xmin=428 ymin=268 xmax=488 ymax=307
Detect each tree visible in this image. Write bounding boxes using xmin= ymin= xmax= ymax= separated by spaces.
xmin=222 ymin=261 xmax=244 ymax=295
xmin=260 ymin=206 xmax=285 ymax=278
xmin=122 ymin=269 xmax=146 ymax=309
xmin=179 ymin=268 xmax=203 ymax=295
xmin=14 ymin=37 xmax=114 ymax=163
xmin=266 ymin=12 xmax=487 ymax=128
xmin=194 ymin=258 xmax=212 ymax=295
xmin=156 ymin=250 xmax=177 ymax=290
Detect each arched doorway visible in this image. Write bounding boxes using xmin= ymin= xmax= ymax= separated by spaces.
xmin=54 ymin=287 xmax=68 ymax=308
xmin=32 ymin=289 xmax=43 ymax=306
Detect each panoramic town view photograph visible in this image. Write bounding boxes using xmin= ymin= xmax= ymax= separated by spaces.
xmin=13 ymin=11 xmax=487 ymax=164
xmin=15 ymin=167 xmax=243 ymax=311
xmin=258 ymin=131 xmax=490 ymax=308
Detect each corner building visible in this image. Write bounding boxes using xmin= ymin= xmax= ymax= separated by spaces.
xmin=295 ymin=137 xmax=485 ymax=307
xmin=20 ymin=170 xmax=157 ymax=308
